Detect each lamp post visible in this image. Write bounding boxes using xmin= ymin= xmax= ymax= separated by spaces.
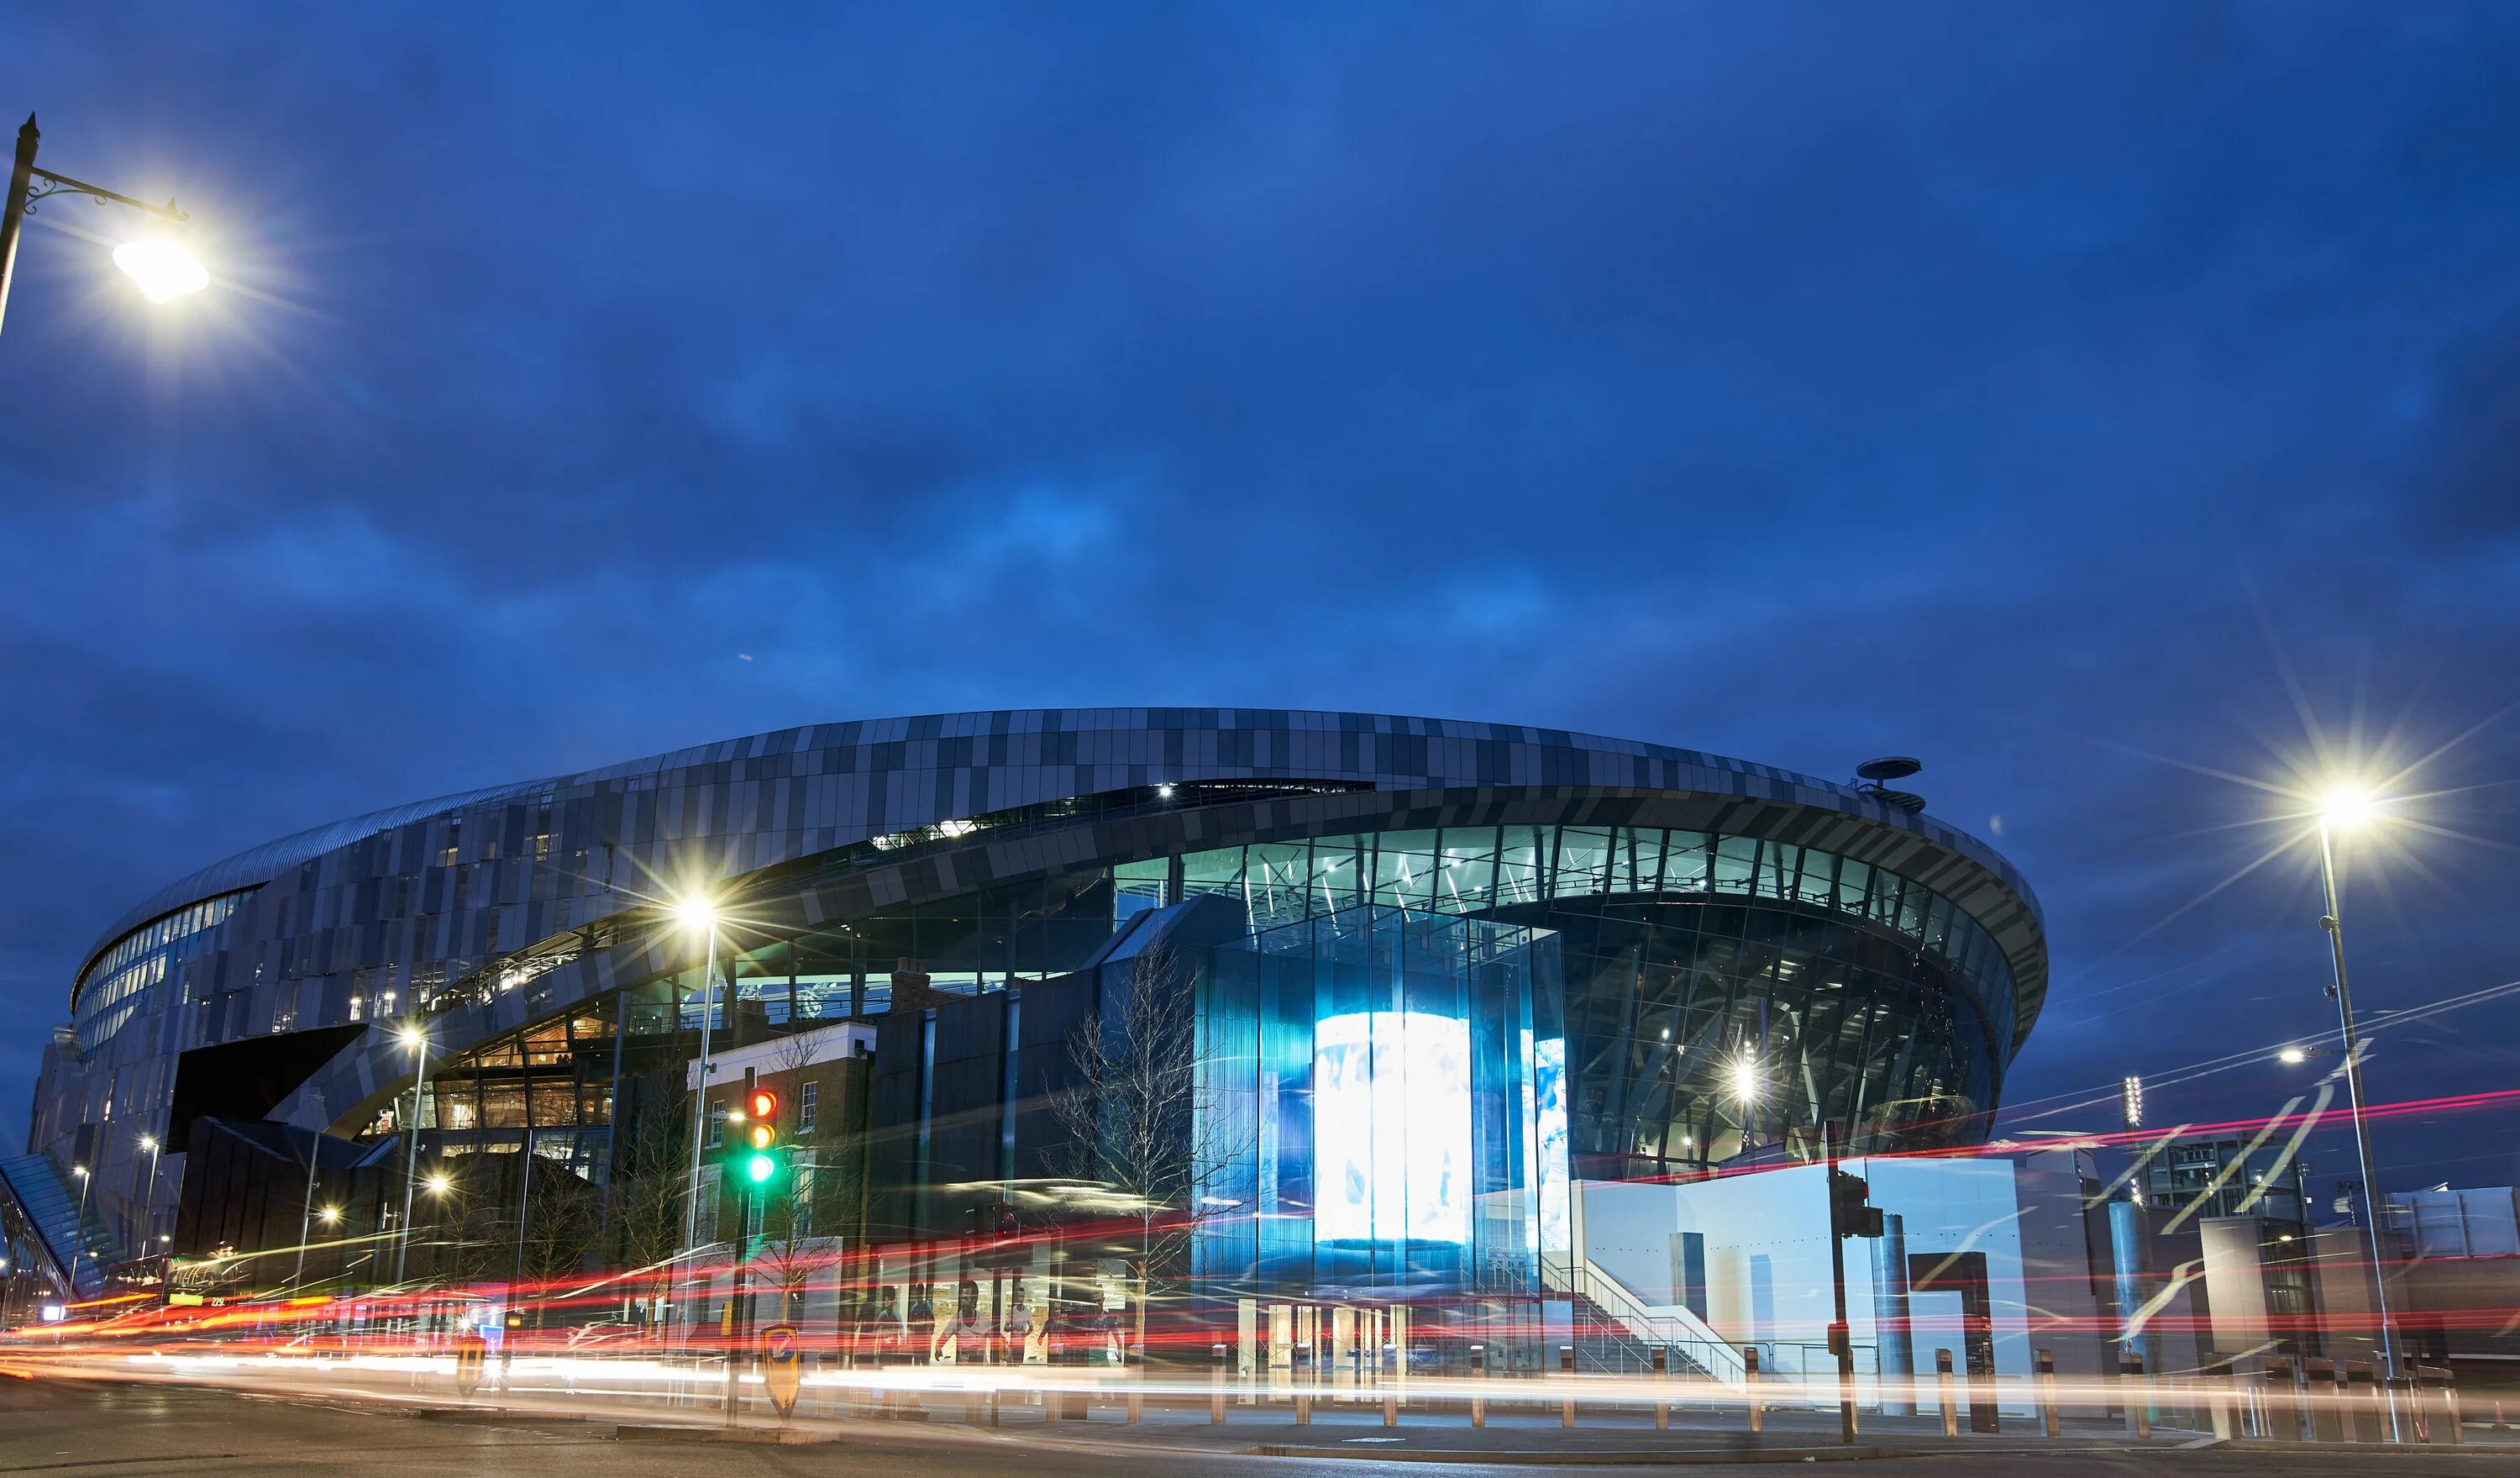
xmin=675 ymin=897 xmax=724 ymax=1328
xmin=0 ymin=113 xmax=208 ymax=336
xmin=2313 ymin=787 xmax=2407 ymax=1438
xmin=392 ymin=1020 xmax=432 ymax=1286
xmin=69 ymin=1164 xmax=92 ymax=1291
xmin=136 ymin=1134 xmax=164 ymax=1249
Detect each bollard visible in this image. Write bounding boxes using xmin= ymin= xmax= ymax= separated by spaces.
xmin=2265 ymin=1356 xmax=2299 ymax=1443
xmin=1935 ymin=1349 xmax=1959 ymax=1437
xmin=1652 ymin=1345 xmax=1670 ymax=1432
xmin=2386 ymin=1375 xmax=2417 ymax=1444
xmin=2418 ymin=1365 xmax=2462 ymax=1445
xmin=2345 ymin=1361 xmax=2380 ymax=1443
xmin=1214 ymin=1343 xmax=1229 ymax=1426
xmin=2034 ymin=1349 xmax=2061 ymax=1439
xmin=2122 ymin=1351 xmax=2150 ymax=1439
xmin=1294 ymin=1343 xmax=1312 ymax=1426
xmin=2494 ymin=1399 xmax=2508 ymax=1433
xmin=2202 ymin=1353 xmax=2236 ymax=1442
xmin=1560 ymin=1345 xmax=1577 ymax=1429
xmin=2305 ymin=1358 xmax=2341 ymax=1442
xmin=1746 ymin=1346 xmax=1764 ymax=1434
xmin=1469 ymin=1344 xmax=1486 ymax=1428
xmin=1127 ymin=1349 xmax=1143 ymax=1425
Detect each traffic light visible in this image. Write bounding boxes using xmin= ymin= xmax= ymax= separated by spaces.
xmin=1828 ymin=1167 xmax=1884 ymax=1239
xmin=732 ymin=1086 xmax=785 ymax=1187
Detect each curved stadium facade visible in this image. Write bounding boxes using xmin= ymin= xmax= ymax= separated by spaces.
xmin=7 ymin=709 xmax=2045 ymax=1309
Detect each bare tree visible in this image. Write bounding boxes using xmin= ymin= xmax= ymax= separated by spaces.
xmin=520 ymin=1158 xmax=600 ymax=1293
xmin=1045 ymin=942 xmax=1252 ymax=1362
xmin=612 ymin=1092 xmax=692 ymax=1322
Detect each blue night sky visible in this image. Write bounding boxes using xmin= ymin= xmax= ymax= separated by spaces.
xmin=3 ymin=4 xmax=2515 ymax=1198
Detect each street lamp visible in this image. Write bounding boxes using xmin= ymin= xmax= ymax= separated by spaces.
xmin=69 ymin=1164 xmax=91 ymax=1290
xmin=137 ymin=1134 xmax=163 ymax=1249
xmin=392 ymin=1019 xmax=433 ymax=1286
xmin=2312 ymin=783 xmax=2407 ymax=1435
xmin=0 ymin=114 xmax=207 ymax=336
xmin=673 ymin=894 xmax=724 ymax=1323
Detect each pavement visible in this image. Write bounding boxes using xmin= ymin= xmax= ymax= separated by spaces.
xmin=3 ymin=1364 xmax=2517 ymax=1475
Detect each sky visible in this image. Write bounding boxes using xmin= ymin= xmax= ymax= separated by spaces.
xmin=3 ymin=3 xmax=2516 ymax=1202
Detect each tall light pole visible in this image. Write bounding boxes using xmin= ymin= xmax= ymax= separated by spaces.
xmin=2313 ymin=786 xmax=2406 ymax=1438
xmin=136 ymin=1134 xmax=163 ymax=1249
xmin=68 ymin=1164 xmax=92 ymax=1291
xmin=675 ymin=897 xmax=724 ymax=1324
xmin=392 ymin=1020 xmax=432 ymax=1286
xmin=0 ymin=113 xmax=208 ymax=337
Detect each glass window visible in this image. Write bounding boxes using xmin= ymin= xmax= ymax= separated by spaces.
xmin=1897 ymin=881 xmax=1926 ymax=937
xmin=1436 ymin=828 xmax=1498 ymax=912
xmin=706 ymin=1097 xmax=725 ymax=1146
xmin=1796 ymin=849 xmax=1836 ymax=908
xmin=1618 ymin=828 xmax=1667 ymax=892
xmin=800 ymin=1081 xmax=819 ymax=1134
xmin=1663 ymin=832 xmax=1711 ymax=892
xmin=1837 ymin=859 xmax=1872 ymax=915
xmin=1759 ymin=843 xmax=1795 ymax=899
xmin=1494 ymin=827 xmax=1549 ymax=906
xmin=1712 ymin=835 xmax=1758 ymax=895
xmin=1183 ymin=845 xmax=1246 ymax=897
xmin=1372 ymin=830 xmax=1441 ymax=910
xmin=1245 ymin=842 xmax=1312 ymax=928
xmin=1555 ymin=828 xmax=1613 ymax=898
xmin=1114 ymin=857 xmax=1169 ymax=907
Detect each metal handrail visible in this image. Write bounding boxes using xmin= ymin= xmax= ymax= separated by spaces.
xmin=1541 ymin=1252 xmax=1746 ymax=1389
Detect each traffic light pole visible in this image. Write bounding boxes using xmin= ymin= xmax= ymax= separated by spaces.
xmin=1824 ymin=1124 xmax=1856 ymax=1446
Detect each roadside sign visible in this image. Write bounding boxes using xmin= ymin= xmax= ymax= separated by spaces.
xmin=453 ymin=1336 xmax=487 ymax=1397
xmin=760 ymin=1323 xmax=802 ymax=1418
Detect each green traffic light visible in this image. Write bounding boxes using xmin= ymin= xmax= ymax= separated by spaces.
xmin=745 ymin=1153 xmax=777 ymax=1185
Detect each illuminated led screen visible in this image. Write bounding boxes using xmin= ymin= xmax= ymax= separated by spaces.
xmin=1314 ymin=1011 xmax=1472 ymax=1244
xmin=1534 ymin=1036 xmax=1571 ymax=1252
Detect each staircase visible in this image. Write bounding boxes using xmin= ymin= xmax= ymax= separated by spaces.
xmin=1541 ymin=1252 xmax=1747 ymax=1390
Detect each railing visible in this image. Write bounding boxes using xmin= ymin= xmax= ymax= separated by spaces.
xmin=1541 ymin=1252 xmax=1746 ymax=1390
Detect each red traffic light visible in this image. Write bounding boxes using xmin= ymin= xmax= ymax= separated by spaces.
xmin=747 ymin=1087 xmax=780 ymax=1121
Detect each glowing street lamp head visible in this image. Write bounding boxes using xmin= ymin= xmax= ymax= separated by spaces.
xmin=671 ymin=895 xmax=719 ymax=934
xmin=396 ymin=1021 xmax=427 ymax=1052
xmin=71 ymin=1164 xmax=88 ymax=1179
xmin=1729 ymin=1053 xmax=1761 ymax=1104
xmin=111 ymin=234 xmax=209 ymax=304
xmin=2319 ymin=785 xmax=2379 ymax=830
xmin=2278 ymin=1046 xmax=2307 ymax=1065
xmin=317 ymin=1206 xmax=341 ymax=1224
xmin=425 ymin=1173 xmax=453 ymax=1196
xmin=138 ymin=1135 xmax=156 ymax=1152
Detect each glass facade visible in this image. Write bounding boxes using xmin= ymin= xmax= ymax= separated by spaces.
xmin=1135 ymin=826 xmax=2014 ymax=1170
xmin=70 ymin=888 xmax=255 ymax=1053
xmin=1196 ymin=905 xmax=1568 ymax=1299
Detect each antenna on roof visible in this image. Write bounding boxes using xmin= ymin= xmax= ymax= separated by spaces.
xmin=1852 ymin=757 xmax=1927 ymax=814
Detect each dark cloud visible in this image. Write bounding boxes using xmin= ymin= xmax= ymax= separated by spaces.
xmin=2 ymin=2 xmax=2515 ymax=1190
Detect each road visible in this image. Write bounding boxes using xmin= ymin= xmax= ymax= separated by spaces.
xmin=0 ymin=1373 xmax=2510 ymax=1476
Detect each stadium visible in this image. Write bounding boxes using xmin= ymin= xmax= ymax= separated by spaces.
xmin=3 ymin=708 xmax=2045 ymax=1355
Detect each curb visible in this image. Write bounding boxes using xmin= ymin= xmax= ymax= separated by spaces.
xmin=1239 ymin=1444 xmax=1891 ymax=1465
xmin=615 ymin=1423 xmax=831 ymax=1445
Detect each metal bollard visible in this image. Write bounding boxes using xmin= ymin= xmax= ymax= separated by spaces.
xmin=1561 ymin=1345 xmax=1577 ymax=1429
xmin=1127 ymin=1349 xmax=1142 ymax=1425
xmin=2305 ymin=1358 xmax=2341 ymax=1442
xmin=1383 ymin=1343 xmax=1399 ymax=1428
xmin=1746 ymin=1346 xmax=1764 ymax=1434
xmin=2345 ymin=1360 xmax=2380 ymax=1443
xmin=2034 ymin=1349 xmax=2061 ymax=1439
xmin=1294 ymin=1343 xmax=1312 ymax=1425
xmin=2419 ymin=1365 xmax=2462 ymax=1445
xmin=1469 ymin=1344 xmax=1485 ymax=1428
xmin=2201 ymin=1352 xmax=2236 ymax=1441
xmin=1935 ymin=1349 xmax=1959 ymax=1437
xmin=2265 ymin=1356 xmax=2299 ymax=1442
xmin=2122 ymin=1351 xmax=2150 ymax=1439
xmin=1652 ymin=1345 xmax=1670 ymax=1432
xmin=1214 ymin=1343 xmax=1229 ymax=1426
